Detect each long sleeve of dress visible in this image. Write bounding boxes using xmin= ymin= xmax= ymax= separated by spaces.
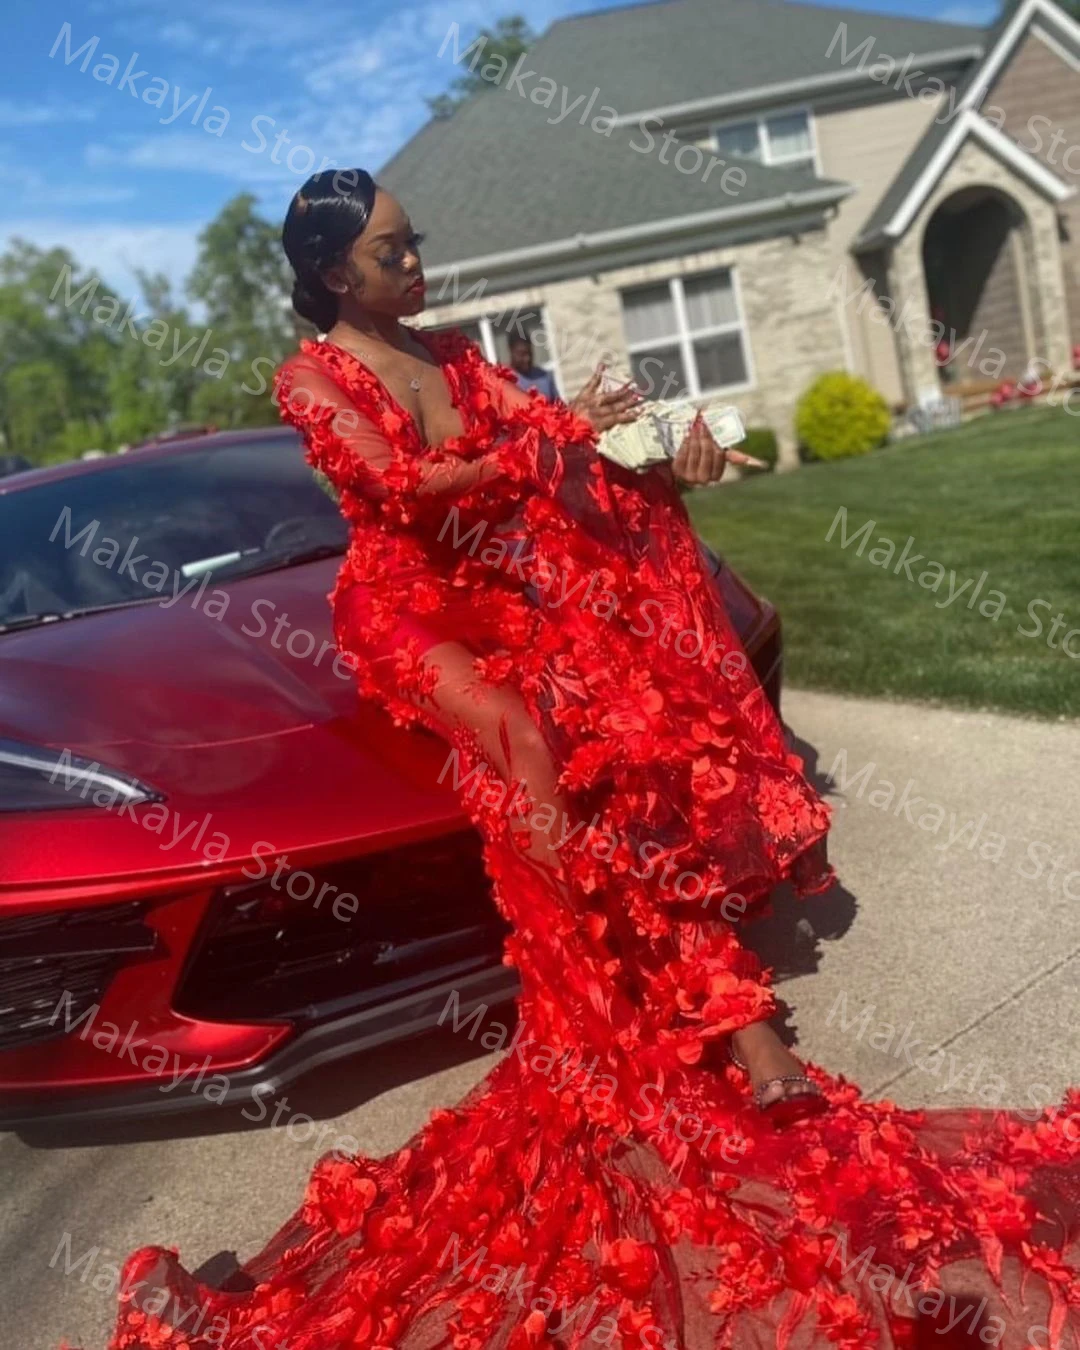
xmin=275 ymin=350 xmax=506 ymax=503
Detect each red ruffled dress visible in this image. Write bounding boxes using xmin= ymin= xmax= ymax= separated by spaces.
xmin=82 ymin=331 xmax=1079 ymax=1350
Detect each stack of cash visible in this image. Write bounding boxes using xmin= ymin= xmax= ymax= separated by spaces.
xmin=597 ymin=396 xmax=747 ymax=473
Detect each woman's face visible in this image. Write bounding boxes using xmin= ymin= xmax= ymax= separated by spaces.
xmin=326 ymin=188 xmax=426 ymax=319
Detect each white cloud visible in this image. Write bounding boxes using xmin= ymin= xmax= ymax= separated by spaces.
xmin=83 ymin=94 xmax=426 ymax=190
xmin=0 ymin=220 xmax=201 ymax=301
xmin=84 ymin=131 xmax=307 ymax=185
xmin=0 ymin=99 xmax=98 ymax=128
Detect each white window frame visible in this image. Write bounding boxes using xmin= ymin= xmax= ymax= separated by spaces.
xmin=710 ymin=105 xmax=820 ymax=174
xmin=621 ymin=270 xmax=755 ymax=400
xmin=437 ymin=306 xmax=562 ymax=392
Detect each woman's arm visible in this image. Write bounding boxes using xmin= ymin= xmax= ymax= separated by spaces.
xmin=414 ymin=450 xmax=504 ymax=500
xmin=277 ymin=352 xmax=507 ymax=502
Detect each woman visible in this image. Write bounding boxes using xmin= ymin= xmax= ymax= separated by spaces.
xmin=88 ymin=171 xmax=1079 ymax=1350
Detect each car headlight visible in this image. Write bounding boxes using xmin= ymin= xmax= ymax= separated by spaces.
xmin=0 ymin=738 xmax=166 ymax=813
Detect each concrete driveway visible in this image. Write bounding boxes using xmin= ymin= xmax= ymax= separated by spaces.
xmin=4 ymin=688 xmax=1079 ymax=1350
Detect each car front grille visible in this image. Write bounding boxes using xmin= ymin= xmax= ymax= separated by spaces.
xmin=0 ymin=901 xmax=159 ymax=1055
xmin=174 ymin=831 xmax=508 ymax=1024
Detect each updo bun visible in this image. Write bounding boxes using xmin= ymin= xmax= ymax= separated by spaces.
xmin=282 ymin=169 xmax=378 ymax=333
xmin=290 ymin=275 xmax=338 ymax=334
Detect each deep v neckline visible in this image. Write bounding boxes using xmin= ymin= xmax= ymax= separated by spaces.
xmin=317 ymin=331 xmax=469 ymax=453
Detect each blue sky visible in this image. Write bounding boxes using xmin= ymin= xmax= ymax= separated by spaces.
xmin=5 ymin=0 xmax=998 ymax=300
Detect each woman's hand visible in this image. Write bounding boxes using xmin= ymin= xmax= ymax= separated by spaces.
xmin=671 ymin=413 xmax=768 ymax=487
xmin=570 ymin=366 xmax=643 ymax=433
xmin=672 ymin=412 xmax=729 ymax=486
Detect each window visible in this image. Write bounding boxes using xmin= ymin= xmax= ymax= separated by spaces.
xmin=487 ymin=308 xmax=554 ymax=369
xmin=452 ymin=319 xmax=485 ymax=349
xmin=674 ymin=126 xmax=715 ymax=150
xmin=713 ymin=109 xmax=816 ymax=170
xmin=428 ymin=308 xmax=558 ymax=391
xmin=620 ymin=270 xmax=752 ymax=400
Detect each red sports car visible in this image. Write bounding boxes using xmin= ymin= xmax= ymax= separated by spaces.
xmin=0 ymin=426 xmax=783 ymax=1127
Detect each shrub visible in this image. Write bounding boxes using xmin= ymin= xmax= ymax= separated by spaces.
xmin=741 ymin=426 xmax=778 ymax=469
xmin=795 ymin=371 xmax=891 ymax=461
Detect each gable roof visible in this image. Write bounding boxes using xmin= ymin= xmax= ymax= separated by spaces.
xmin=379 ymin=0 xmax=981 ymax=281
xmin=853 ymin=0 xmax=1080 ymax=250
xmin=523 ymin=0 xmax=984 ymax=122
xmin=854 ymin=108 xmax=1074 ymax=250
xmin=956 ymin=0 xmax=1080 ymax=115
xmin=379 ymin=89 xmax=851 ymax=284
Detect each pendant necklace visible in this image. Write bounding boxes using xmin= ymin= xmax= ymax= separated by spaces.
xmin=331 ymin=334 xmax=423 ymax=392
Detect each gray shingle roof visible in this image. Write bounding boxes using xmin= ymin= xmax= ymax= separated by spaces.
xmin=378 ymin=0 xmax=986 ymax=270
xmin=525 ymin=0 xmax=985 ymax=119
xmin=379 ymin=100 xmax=847 ymax=270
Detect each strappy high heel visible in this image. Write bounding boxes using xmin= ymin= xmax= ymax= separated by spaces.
xmin=729 ymin=1041 xmax=828 ymax=1127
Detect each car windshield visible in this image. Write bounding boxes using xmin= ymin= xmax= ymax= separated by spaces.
xmin=0 ymin=436 xmax=348 ymax=631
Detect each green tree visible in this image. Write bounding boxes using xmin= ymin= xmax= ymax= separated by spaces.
xmin=112 ymin=268 xmax=202 ymax=442
xmin=0 ymin=243 xmax=121 ymax=460
xmin=426 ymin=16 xmax=535 ymax=118
xmin=0 ymin=195 xmax=294 ymax=462
xmin=3 ymin=362 xmax=71 ymax=455
xmin=186 ymin=193 xmax=292 ymax=427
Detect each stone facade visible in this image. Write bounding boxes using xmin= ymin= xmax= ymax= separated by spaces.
xmin=889 ymin=137 xmax=1072 ymax=399
xmin=418 ymin=224 xmax=849 ymax=470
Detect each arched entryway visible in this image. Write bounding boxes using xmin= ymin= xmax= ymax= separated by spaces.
xmin=921 ymin=186 xmax=1039 ymax=384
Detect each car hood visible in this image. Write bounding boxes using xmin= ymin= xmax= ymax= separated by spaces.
xmin=1 ymin=561 xmax=463 ymax=886
xmin=0 ymin=561 xmax=355 ymax=753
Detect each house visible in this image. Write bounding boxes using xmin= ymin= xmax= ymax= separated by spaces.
xmin=378 ymin=0 xmax=1080 ymax=467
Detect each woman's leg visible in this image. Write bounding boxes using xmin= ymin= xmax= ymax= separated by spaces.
xmin=406 ymin=639 xmax=573 ymax=872
xmin=395 ymin=638 xmax=817 ymax=1108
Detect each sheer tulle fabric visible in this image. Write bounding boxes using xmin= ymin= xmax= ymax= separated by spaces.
xmin=81 ymin=333 xmax=1080 ymax=1350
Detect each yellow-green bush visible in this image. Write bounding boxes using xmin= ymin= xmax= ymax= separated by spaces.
xmin=795 ymin=371 xmax=891 ymax=461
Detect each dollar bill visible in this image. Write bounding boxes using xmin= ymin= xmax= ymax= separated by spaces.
xmin=597 ymin=395 xmax=746 ymax=472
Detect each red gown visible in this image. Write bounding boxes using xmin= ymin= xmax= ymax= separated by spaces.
xmin=84 ymin=331 xmax=1079 ymax=1350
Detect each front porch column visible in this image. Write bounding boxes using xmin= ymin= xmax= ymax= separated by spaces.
xmin=1024 ymin=203 xmax=1072 ymax=375
xmin=889 ymin=239 xmax=944 ymax=406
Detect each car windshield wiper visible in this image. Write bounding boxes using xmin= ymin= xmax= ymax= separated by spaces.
xmin=0 ymin=548 xmax=346 ymax=633
xmin=215 ymin=542 xmax=345 ymax=580
xmin=0 ymin=596 xmax=165 ymax=634
xmin=0 ymin=611 xmax=64 ymax=633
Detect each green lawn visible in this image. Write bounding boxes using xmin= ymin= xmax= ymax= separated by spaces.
xmin=688 ymin=407 xmax=1080 ymax=719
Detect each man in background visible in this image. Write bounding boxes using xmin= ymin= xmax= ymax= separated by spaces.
xmin=508 ymin=333 xmax=558 ymax=400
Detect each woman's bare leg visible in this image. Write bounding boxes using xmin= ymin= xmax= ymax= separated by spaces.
xmin=407 ymin=642 xmax=817 ymax=1108
xmin=410 ymin=640 xmax=573 ymax=872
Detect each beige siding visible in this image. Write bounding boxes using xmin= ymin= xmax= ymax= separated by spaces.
xmin=984 ymin=26 xmax=1080 ymax=348
xmin=418 ymin=225 xmax=849 ymax=468
xmin=814 ymin=92 xmax=949 ymax=402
